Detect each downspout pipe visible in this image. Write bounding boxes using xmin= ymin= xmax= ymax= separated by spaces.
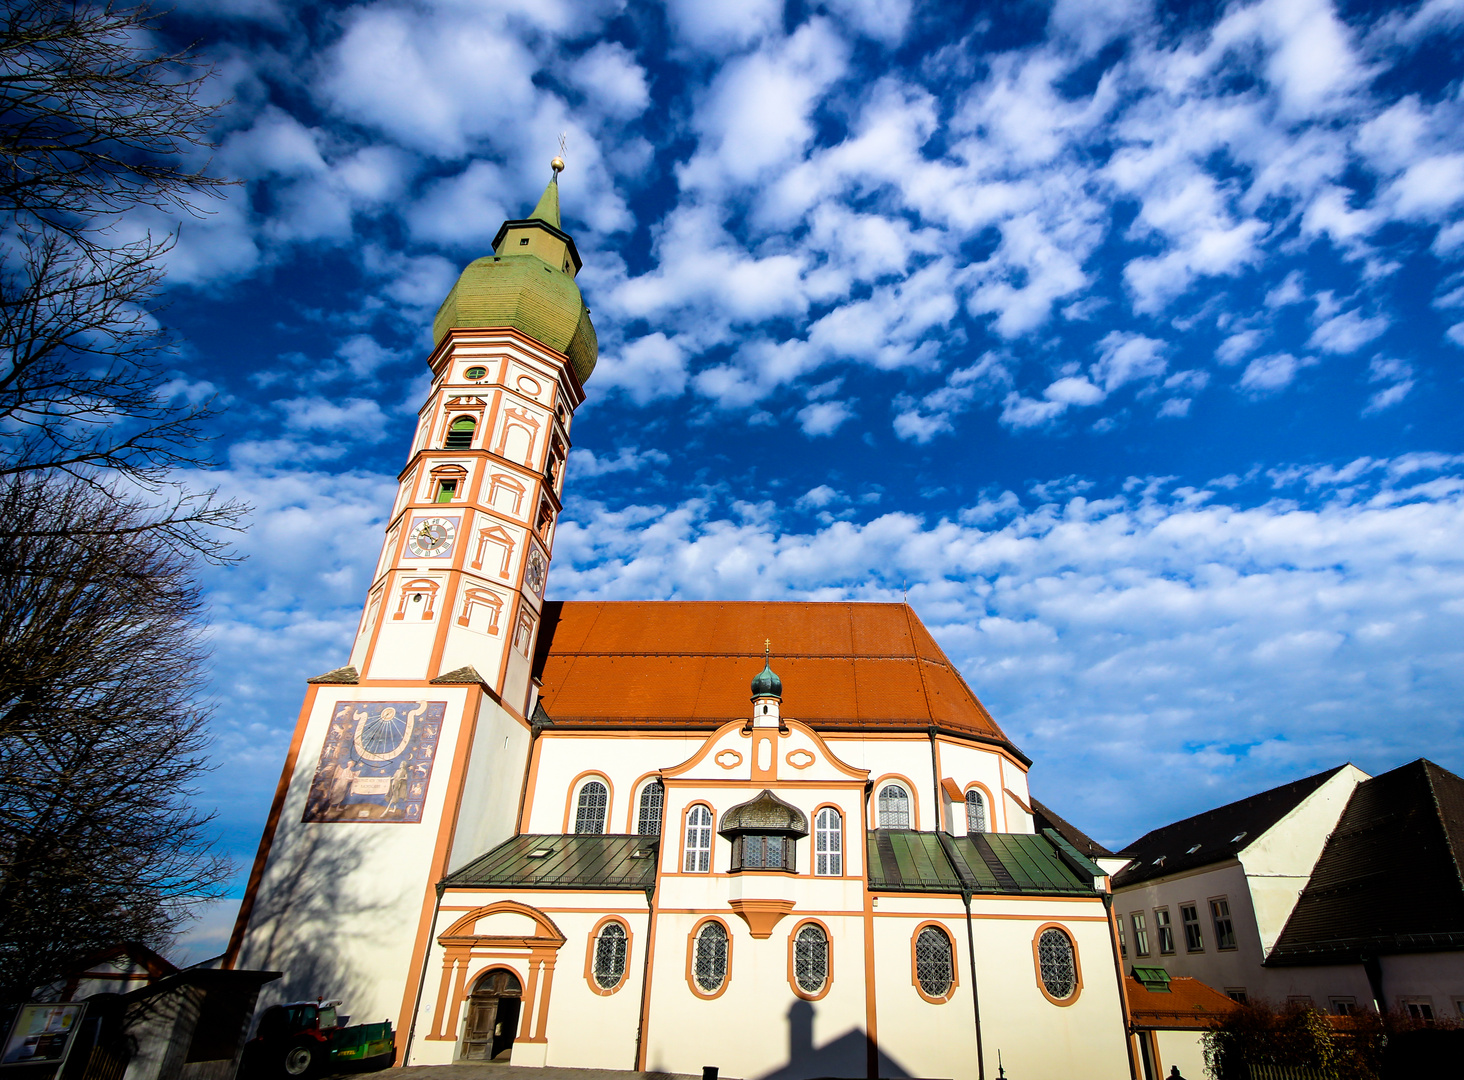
xmin=634 ymin=884 xmax=656 ymax=1069
xmin=961 ymin=890 xmax=987 ymax=1080
xmin=403 ymin=881 xmax=445 ymax=1066
xmin=1104 ymin=891 xmax=1141 ymax=1080
xmin=927 ymin=726 xmax=943 ymax=832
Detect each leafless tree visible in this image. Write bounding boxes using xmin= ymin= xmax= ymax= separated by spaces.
xmin=0 ymin=475 xmax=229 ymax=1003
xmin=0 ymin=0 xmax=243 ymax=550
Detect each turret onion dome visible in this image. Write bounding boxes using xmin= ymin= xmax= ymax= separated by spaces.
xmin=751 ymin=658 xmax=782 ymax=700
xmin=718 ymin=789 xmax=808 ymax=837
xmin=432 ymin=167 xmax=598 ymax=384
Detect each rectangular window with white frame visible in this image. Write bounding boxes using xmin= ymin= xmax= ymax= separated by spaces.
xmin=1180 ymin=903 xmax=1204 ymax=952
xmin=1329 ymin=997 xmax=1357 ymax=1016
xmin=1210 ymin=897 xmax=1236 ymax=950
xmin=1401 ymin=997 xmax=1434 ymax=1021
xmin=1155 ymin=908 xmax=1175 ymax=954
xmin=1130 ymin=912 xmax=1150 ymax=957
xmin=1226 ymin=988 xmax=1248 ymax=1004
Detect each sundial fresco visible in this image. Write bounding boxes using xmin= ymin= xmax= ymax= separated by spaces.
xmin=302 ymin=701 xmax=447 ymax=823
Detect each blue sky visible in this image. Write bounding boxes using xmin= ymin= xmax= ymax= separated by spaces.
xmin=152 ymin=0 xmax=1464 ymax=957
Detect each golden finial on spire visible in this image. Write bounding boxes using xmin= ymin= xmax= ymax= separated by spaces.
xmin=551 ymin=132 xmax=567 ymax=175
xmin=764 ymin=638 xmax=771 ymax=656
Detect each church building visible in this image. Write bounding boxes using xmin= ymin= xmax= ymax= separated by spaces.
xmin=226 ymin=165 xmax=1137 ymax=1080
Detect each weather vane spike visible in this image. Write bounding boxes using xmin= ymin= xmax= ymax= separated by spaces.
xmin=551 ymin=133 xmax=567 ymax=175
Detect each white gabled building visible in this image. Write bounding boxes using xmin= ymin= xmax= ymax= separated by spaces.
xmin=224 ymin=168 xmax=1140 ymax=1080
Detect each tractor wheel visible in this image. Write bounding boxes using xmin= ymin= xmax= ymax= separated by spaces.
xmin=282 ymin=1042 xmax=319 ymax=1078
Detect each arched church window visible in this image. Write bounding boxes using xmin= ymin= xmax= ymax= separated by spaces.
xmin=915 ymin=926 xmax=954 ymax=1000
xmin=592 ymin=922 xmax=628 ymax=990
xmin=877 ymin=784 xmax=910 ymax=828
xmin=574 ymin=780 xmax=608 ymax=834
xmin=1037 ymin=927 xmax=1078 ymax=1001
xmin=793 ymin=924 xmax=829 ymax=996
xmin=683 ymin=805 xmax=712 ymax=872
xmin=966 ymin=789 xmax=988 ymax=834
xmin=444 ymin=416 xmax=476 ymax=449
xmin=692 ymin=921 xmax=728 ymax=995
xmin=637 ymin=781 xmax=664 ymax=835
xmin=814 ymin=808 xmax=842 ymax=875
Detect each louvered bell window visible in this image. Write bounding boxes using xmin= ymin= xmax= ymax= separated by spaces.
xmin=444 ymin=417 xmax=476 ymax=449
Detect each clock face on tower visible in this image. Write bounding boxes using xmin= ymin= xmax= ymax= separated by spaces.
xmin=525 ymin=545 xmax=547 ymax=596
xmin=407 ymin=516 xmax=458 ymax=558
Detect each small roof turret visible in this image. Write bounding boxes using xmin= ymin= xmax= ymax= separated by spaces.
xmin=751 ymin=640 xmax=781 ymax=700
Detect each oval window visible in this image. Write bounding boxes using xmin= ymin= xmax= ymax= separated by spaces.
xmin=464 ymin=366 xmax=487 ymax=379
xmin=693 ymin=922 xmax=728 ymax=994
xmin=914 ymin=926 xmax=954 ymax=999
xmin=592 ymin=922 xmax=628 ymax=990
xmin=793 ymin=924 xmax=829 ymax=995
xmin=1037 ymin=928 xmax=1077 ymax=1000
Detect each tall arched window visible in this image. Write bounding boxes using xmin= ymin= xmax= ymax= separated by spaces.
xmin=877 ymin=784 xmax=911 ymax=828
xmin=692 ymin=921 xmax=728 ymax=994
xmin=915 ymin=926 xmax=954 ymax=999
xmin=592 ymin=922 xmax=628 ymax=990
xmin=444 ymin=416 xmax=476 ymax=449
xmin=966 ymin=790 xmax=988 ymax=834
xmin=683 ymin=805 xmax=712 ymax=872
xmin=814 ymin=808 xmax=842 ymax=875
xmin=1037 ymin=928 xmax=1078 ymax=1000
xmin=793 ymin=924 xmax=829 ymax=995
xmin=637 ymin=781 xmax=664 ymax=835
xmin=575 ymin=780 xmax=608 ymax=834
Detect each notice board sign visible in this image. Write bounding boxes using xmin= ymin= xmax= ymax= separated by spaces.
xmin=1 ymin=1003 xmax=86 ymax=1068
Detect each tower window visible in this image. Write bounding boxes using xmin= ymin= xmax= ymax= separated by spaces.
xmin=519 ymin=237 xmax=529 ymax=246
xmin=877 ymin=784 xmax=910 ymax=828
xmin=435 ymin=479 xmax=457 ymax=503
xmin=637 ymin=780 xmax=664 ymax=836
xmin=965 ymin=789 xmax=987 ymax=833
xmin=814 ymin=808 xmax=842 ymax=876
xmin=444 ymin=416 xmax=476 ymax=449
xmin=914 ymin=926 xmax=954 ymax=999
xmin=464 ymin=366 xmax=487 ymax=380
xmin=574 ymin=780 xmax=608 ymax=834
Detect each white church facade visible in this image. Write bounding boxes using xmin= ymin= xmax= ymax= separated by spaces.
xmin=225 ymin=167 xmax=1138 ymax=1080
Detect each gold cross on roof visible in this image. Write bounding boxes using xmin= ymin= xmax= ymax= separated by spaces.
xmin=764 ymin=638 xmax=771 ymax=656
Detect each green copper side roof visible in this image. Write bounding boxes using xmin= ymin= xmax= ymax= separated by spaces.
xmin=432 ymin=174 xmax=596 ymax=384
xmin=443 ymin=834 xmax=656 ymax=891
xmin=528 ymin=175 xmax=561 ymax=229
xmin=867 ymin=830 xmax=1101 ymax=896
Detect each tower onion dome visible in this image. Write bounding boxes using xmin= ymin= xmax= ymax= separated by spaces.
xmin=431 ymin=167 xmax=598 ymax=384
xmin=751 ymin=659 xmax=782 ymax=700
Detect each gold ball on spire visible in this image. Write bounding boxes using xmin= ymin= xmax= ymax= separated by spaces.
xmin=550 ymin=156 xmax=565 ymax=174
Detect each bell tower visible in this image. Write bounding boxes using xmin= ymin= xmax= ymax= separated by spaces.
xmin=346 ymin=157 xmax=596 ymax=713
xmin=226 ymin=161 xmax=597 ymax=1038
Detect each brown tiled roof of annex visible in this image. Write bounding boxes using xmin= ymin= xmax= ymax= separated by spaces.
xmin=1125 ymin=976 xmax=1239 ymax=1030
xmin=531 ymin=600 xmax=1019 ymax=755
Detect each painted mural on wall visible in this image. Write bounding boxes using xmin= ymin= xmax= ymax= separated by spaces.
xmin=303 ymin=701 xmax=446 ymax=823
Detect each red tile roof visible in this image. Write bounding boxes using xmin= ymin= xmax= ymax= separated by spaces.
xmin=1126 ymin=976 xmax=1240 ymax=1030
xmin=532 ymin=601 xmax=1018 ymax=753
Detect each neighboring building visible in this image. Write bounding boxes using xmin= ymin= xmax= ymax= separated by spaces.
xmin=53 ymin=943 xmax=178 ymax=1002
xmin=1124 ymin=969 xmax=1237 ymax=1080
xmin=224 ymin=168 xmax=1136 ymax=1080
xmin=1111 ymin=759 xmax=1464 ymax=1018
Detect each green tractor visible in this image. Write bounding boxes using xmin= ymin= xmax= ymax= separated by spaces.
xmin=243 ymin=1000 xmax=395 ymax=1078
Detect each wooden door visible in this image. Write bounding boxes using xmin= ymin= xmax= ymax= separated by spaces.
xmin=459 ymin=969 xmax=522 ymax=1062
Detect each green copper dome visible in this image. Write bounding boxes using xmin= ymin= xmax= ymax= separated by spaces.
xmin=431 ymin=175 xmax=598 ymax=384
xmin=751 ymin=660 xmax=782 ymax=700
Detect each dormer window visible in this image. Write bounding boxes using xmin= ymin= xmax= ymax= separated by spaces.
xmin=444 ymin=416 xmax=476 ymax=449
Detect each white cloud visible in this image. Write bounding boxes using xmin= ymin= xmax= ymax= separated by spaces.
xmin=797 ymin=399 xmax=857 ymax=437
xmin=1093 ymin=331 xmax=1168 ymax=392
xmin=664 ymin=0 xmax=783 ymax=53
xmin=568 ymin=446 xmax=671 ymax=478
xmin=1044 ymin=376 xmax=1106 ymax=406
xmin=1000 ymin=392 xmax=1069 ymax=429
xmin=277 ymin=396 xmax=393 ymax=436
xmin=567 ymin=42 xmax=651 ymax=121
xmin=1239 ymin=352 xmax=1318 ymax=393
xmin=1309 ymin=309 xmax=1390 ymax=354
xmin=595 ymin=333 xmax=690 ymax=405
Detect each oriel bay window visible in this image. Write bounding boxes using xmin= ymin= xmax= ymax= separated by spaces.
xmin=719 ymin=789 xmax=808 ymax=873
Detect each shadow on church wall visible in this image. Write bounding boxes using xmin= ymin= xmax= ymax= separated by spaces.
xmin=754 ymin=1000 xmax=912 ymax=1080
xmin=240 ymin=826 xmax=390 ymax=1014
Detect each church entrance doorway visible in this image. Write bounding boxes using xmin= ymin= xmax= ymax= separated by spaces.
xmin=460 ymin=969 xmax=522 ymax=1061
